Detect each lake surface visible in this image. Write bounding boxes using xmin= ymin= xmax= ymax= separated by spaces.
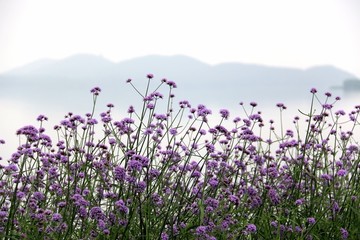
xmin=1 ymin=89 xmax=360 ymax=164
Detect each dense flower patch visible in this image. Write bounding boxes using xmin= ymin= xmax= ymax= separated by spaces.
xmin=0 ymin=75 xmax=359 ymax=239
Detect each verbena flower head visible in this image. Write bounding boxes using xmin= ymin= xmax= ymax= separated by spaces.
xmin=307 ymin=217 xmax=316 ymax=225
xmin=195 ymin=226 xmax=207 ymax=236
xmin=36 ymin=114 xmax=48 ymax=121
xmin=90 ymin=86 xmax=101 ymax=95
xmin=340 ymin=228 xmax=349 ymax=239
xmin=220 ymin=109 xmax=230 ymax=119
xmin=52 ymin=213 xmax=62 ymax=222
xmin=246 ymin=223 xmax=257 ymax=233
xmin=166 ymin=80 xmax=177 ymax=88
xmin=337 ymin=169 xmax=347 ymax=177
xmin=250 ymin=102 xmax=257 ymax=107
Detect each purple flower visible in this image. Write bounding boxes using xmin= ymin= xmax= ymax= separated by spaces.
xmin=78 ymin=206 xmax=87 ymax=218
xmin=161 ymin=232 xmax=169 ymax=240
xmin=332 ymin=201 xmax=340 ymax=213
xmin=322 ymin=104 xmax=333 ymax=109
xmin=247 ymin=187 xmax=257 ymax=196
xmin=87 ymin=118 xmax=98 ymax=125
xmin=72 ymin=194 xmax=89 ymax=207
xmin=286 ymin=129 xmax=294 ymax=137
xmin=276 ymin=103 xmax=286 ymax=109
xmin=37 ymin=114 xmax=48 ymax=121
xmin=195 ymin=226 xmax=207 ymax=235
xmin=144 ymin=94 xmax=154 ymax=101
xmin=337 ymin=169 xmax=347 ymax=177
xmin=335 ymin=110 xmax=346 ymax=116
xmin=144 ymin=128 xmax=153 ymax=135
xmin=179 ymin=100 xmax=191 ymax=108
xmin=325 ymin=92 xmax=332 ymax=97
xmin=33 ymin=192 xmax=45 ymax=202
xmin=48 ymin=167 xmax=58 ymax=178
xmin=249 ymin=102 xmax=257 ymax=107
xmin=90 ymin=206 xmax=105 ymax=220
xmin=90 ymin=86 xmax=101 ymax=95
xmin=191 ymin=170 xmax=201 ymax=178
xmin=5 ymin=164 xmax=18 ymax=172
xmin=340 ymin=228 xmax=349 ymax=239
xmin=98 ymin=219 xmax=106 ymax=230
xmin=246 ymin=223 xmax=257 ymax=233
xmin=151 ymin=193 xmax=164 ymax=206
xmin=16 ymin=191 xmax=26 ymax=199
xmin=83 ymin=189 xmax=90 ymax=196
xmin=155 ymin=114 xmax=167 ymax=121
xmin=101 ymin=116 xmax=112 ymax=123
xmin=268 ymin=188 xmax=280 ymax=205
xmin=127 ymin=105 xmax=135 ymax=113
xmin=205 ymin=197 xmax=219 ymax=209
xmin=220 ymin=109 xmax=230 ymax=119
xmin=146 ymin=103 xmax=155 ymax=109
xmin=310 ymin=88 xmax=317 ymax=93
xmin=169 ymin=128 xmax=177 ymax=135
xmin=147 ymin=73 xmax=154 ymax=79
xmin=197 ymin=104 xmax=212 ymax=117
xmin=270 ymin=221 xmax=277 ymax=228
xmin=16 ymin=125 xmax=39 ymax=142
xmin=167 ymin=80 xmax=177 ymax=88
xmin=294 ymin=198 xmax=305 ymax=206
xmin=149 ymin=169 xmax=160 ymax=178
xmin=108 ymin=138 xmax=116 ymax=145
xmin=208 ymin=178 xmax=218 ymax=187
xmin=0 ymin=211 xmax=8 ymax=218
xmin=52 ymin=213 xmax=62 ymax=222
xmin=127 ymin=160 xmax=143 ymax=172
xmin=114 ymin=166 xmax=126 ymax=181
xmin=58 ymin=202 xmax=66 ymax=208
xmin=347 ymin=145 xmax=358 ymax=153
xmin=307 ymin=217 xmax=316 ymax=225
xmin=249 ymin=114 xmax=263 ymax=123
xmin=320 ymin=174 xmax=332 ymax=181
xmin=135 ymin=181 xmax=146 ymax=193
xmin=229 ymin=195 xmax=240 ymax=205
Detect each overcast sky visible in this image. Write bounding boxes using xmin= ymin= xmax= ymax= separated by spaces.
xmin=0 ymin=0 xmax=359 ymax=76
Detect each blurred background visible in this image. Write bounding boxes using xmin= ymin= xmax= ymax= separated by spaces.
xmin=1 ymin=0 xmax=359 ymax=161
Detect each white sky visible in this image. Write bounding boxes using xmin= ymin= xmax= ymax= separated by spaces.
xmin=0 ymin=0 xmax=359 ymax=76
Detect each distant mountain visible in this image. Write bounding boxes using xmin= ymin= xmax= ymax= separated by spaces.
xmin=5 ymin=54 xmax=115 ymax=79
xmin=0 ymin=54 xmax=357 ymax=112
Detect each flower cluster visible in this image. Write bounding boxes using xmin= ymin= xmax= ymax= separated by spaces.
xmin=0 ymin=76 xmax=359 ymax=239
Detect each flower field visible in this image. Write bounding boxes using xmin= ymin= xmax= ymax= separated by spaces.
xmin=0 ymin=75 xmax=359 ymax=239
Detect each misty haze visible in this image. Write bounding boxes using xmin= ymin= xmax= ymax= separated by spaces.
xmin=0 ymin=54 xmax=359 ymax=160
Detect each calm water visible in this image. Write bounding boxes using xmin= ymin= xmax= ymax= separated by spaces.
xmin=1 ymin=90 xmax=360 ymax=164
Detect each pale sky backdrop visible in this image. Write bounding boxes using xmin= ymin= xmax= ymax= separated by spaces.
xmin=1 ymin=0 xmax=360 ymax=161
xmin=0 ymin=0 xmax=359 ymax=76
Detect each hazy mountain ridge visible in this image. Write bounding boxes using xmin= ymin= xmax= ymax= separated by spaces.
xmin=0 ymin=54 xmax=357 ymax=112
